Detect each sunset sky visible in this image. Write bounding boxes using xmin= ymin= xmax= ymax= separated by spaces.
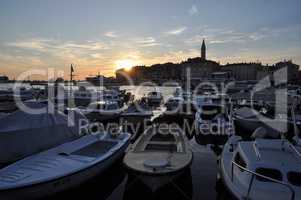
xmin=0 ymin=0 xmax=301 ymax=80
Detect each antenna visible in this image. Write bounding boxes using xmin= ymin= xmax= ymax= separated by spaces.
xmin=291 ymin=100 xmax=300 ymax=138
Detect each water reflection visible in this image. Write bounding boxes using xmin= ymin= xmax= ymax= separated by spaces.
xmin=123 ymin=169 xmax=193 ymax=200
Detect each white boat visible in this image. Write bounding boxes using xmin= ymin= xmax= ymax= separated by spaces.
xmin=73 ymin=86 xmax=99 ymax=106
xmin=123 ymin=125 xmax=193 ymax=191
xmin=220 ymin=135 xmax=301 ymax=200
xmin=146 ymin=91 xmax=163 ymax=107
xmin=195 ymin=104 xmax=235 ymax=137
xmin=0 ymin=103 xmax=87 ymax=165
xmin=102 ymin=89 xmax=123 ymax=106
xmin=121 ymin=101 xmax=153 ymax=120
xmin=173 ymin=87 xmax=191 ymax=101
xmin=165 ymin=96 xmax=184 ymax=112
xmin=233 ymin=107 xmax=289 ymax=135
xmin=79 ymin=101 xmax=124 ymax=122
xmin=0 ymin=132 xmax=130 ymax=199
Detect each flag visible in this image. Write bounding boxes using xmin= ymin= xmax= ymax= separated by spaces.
xmin=71 ymin=64 xmax=74 ymax=73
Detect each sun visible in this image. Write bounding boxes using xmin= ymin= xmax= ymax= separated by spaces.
xmin=115 ymin=59 xmax=136 ymax=71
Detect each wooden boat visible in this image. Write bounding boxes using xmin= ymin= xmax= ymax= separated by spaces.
xmin=0 ymin=132 xmax=130 ymax=200
xmin=123 ymin=125 xmax=192 ymax=191
xmin=220 ymin=135 xmax=301 ymax=200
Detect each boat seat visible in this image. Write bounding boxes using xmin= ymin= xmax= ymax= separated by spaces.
xmin=145 ymin=143 xmax=178 ymax=152
xmin=150 ymin=134 xmax=176 ymax=142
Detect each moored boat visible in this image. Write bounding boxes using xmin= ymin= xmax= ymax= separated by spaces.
xmin=195 ymin=104 xmax=235 ymax=145
xmin=0 ymin=132 xmax=130 ymax=199
xmin=79 ymin=101 xmax=124 ymax=122
xmin=220 ymin=134 xmax=301 ymax=200
xmin=233 ymin=106 xmax=289 ymax=137
xmin=146 ymin=91 xmax=163 ymax=107
xmin=123 ymin=125 xmax=192 ymax=191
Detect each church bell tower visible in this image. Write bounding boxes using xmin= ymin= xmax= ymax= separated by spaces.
xmin=201 ymin=39 xmax=206 ymax=60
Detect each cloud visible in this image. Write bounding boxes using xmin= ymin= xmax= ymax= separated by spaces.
xmin=104 ymin=31 xmax=118 ymax=38
xmin=165 ymin=27 xmax=187 ymax=35
xmin=135 ymin=37 xmax=161 ymax=47
xmin=189 ymin=5 xmax=198 ymax=16
xmin=7 ymin=38 xmax=54 ymax=52
xmin=7 ymin=38 xmax=109 ymax=53
xmin=185 ymin=26 xmax=280 ymax=46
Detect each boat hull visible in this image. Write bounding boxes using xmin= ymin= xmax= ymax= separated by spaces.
xmin=0 ymin=140 xmax=129 ymax=200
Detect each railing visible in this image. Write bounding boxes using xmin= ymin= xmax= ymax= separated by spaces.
xmin=231 ymin=161 xmax=295 ymax=200
xmin=288 ymin=143 xmax=301 ymax=159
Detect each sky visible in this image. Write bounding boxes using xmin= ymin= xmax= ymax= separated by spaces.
xmin=0 ymin=0 xmax=301 ymax=80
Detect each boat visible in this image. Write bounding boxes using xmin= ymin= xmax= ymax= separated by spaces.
xmin=121 ymin=101 xmax=153 ymax=122
xmin=233 ymin=106 xmax=289 ymax=136
xmin=123 ymin=125 xmax=193 ymax=191
xmin=0 ymin=131 xmax=130 ymax=199
xmin=0 ymin=101 xmax=17 ymax=113
xmin=165 ymin=96 xmax=184 ymax=112
xmin=0 ymin=87 xmax=34 ymax=102
xmin=220 ymin=134 xmax=301 ymax=200
xmin=0 ymin=89 xmax=13 ymax=102
xmin=146 ymin=91 xmax=163 ymax=107
xmin=12 ymin=87 xmax=34 ymax=101
xmin=120 ymin=101 xmax=153 ymax=140
xmin=0 ymin=112 xmax=8 ymax=119
xmin=173 ymin=87 xmax=192 ymax=101
xmin=102 ymin=89 xmax=123 ymax=106
xmin=0 ymin=102 xmax=87 ymax=166
xmin=79 ymin=101 xmax=124 ymax=122
xmin=195 ymin=104 xmax=235 ymax=145
xmin=73 ymin=86 xmax=99 ymax=106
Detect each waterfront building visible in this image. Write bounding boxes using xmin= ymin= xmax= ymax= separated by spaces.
xmin=115 ymin=40 xmax=300 ymax=84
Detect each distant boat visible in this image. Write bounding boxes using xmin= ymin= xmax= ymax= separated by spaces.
xmin=79 ymin=101 xmax=124 ymax=122
xmin=121 ymin=101 xmax=153 ymax=122
xmin=173 ymin=87 xmax=192 ymax=101
xmin=165 ymin=96 xmax=184 ymax=112
xmin=0 ymin=87 xmax=34 ymax=102
xmin=146 ymin=91 xmax=163 ymax=107
xmin=123 ymin=125 xmax=192 ymax=191
xmin=220 ymin=135 xmax=301 ymax=200
xmin=73 ymin=86 xmax=99 ymax=106
xmin=195 ymin=104 xmax=235 ymax=145
xmin=0 ymin=101 xmax=17 ymax=113
xmin=0 ymin=132 xmax=130 ymax=199
xmin=0 ymin=89 xmax=13 ymax=102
